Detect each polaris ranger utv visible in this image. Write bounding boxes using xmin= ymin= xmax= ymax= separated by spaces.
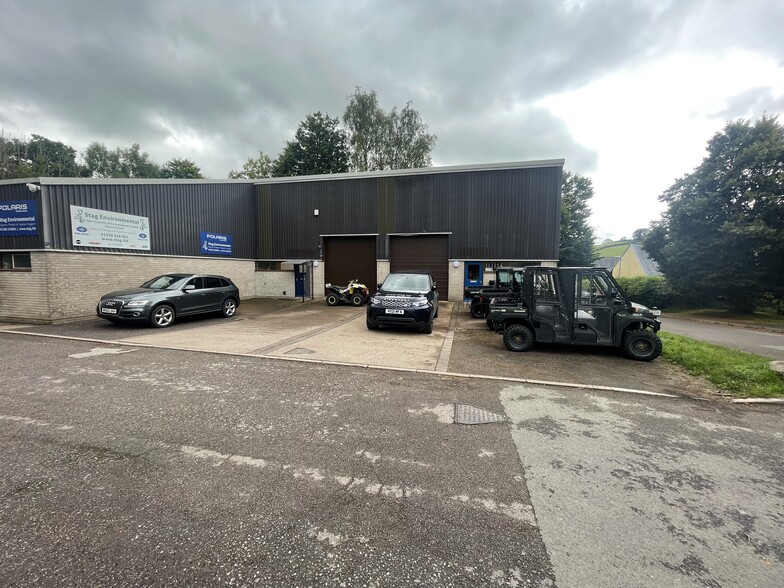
xmin=486 ymin=266 xmax=663 ymax=361
xmin=465 ymin=267 xmax=525 ymax=318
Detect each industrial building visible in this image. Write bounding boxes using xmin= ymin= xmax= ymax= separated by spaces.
xmin=0 ymin=159 xmax=563 ymax=323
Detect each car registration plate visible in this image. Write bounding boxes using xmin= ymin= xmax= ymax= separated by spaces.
xmin=385 ymin=309 xmax=404 ymax=315
xmin=101 ymin=308 xmax=118 ymax=314
xmin=652 ymin=309 xmax=662 ymax=316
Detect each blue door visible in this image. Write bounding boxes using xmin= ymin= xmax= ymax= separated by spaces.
xmin=464 ymin=262 xmax=483 ymax=294
xmin=294 ymin=269 xmax=305 ymax=297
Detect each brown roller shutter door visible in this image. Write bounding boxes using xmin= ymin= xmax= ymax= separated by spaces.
xmin=324 ymin=236 xmax=377 ymax=294
xmin=389 ymin=235 xmax=449 ymax=299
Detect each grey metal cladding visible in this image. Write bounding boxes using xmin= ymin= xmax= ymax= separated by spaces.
xmin=259 ymin=178 xmax=378 ymax=259
xmin=392 ymin=167 xmax=562 ymax=260
xmin=44 ymin=183 xmax=257 ymax=257
xmin=0 ymin=183 xmax=45 ymax=249
xmin=256 ymin=165 xmax=562 ymax=261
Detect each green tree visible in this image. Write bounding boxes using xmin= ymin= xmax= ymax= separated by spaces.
xmin=228 ymin=151 xmax=275 ymax=179
xmin=644 ymin=115 xmax=784 ymax=313
xmin=0 ymin=133 xmax=84 ymax=178
xmin=161 ymin=157 xmax=204 ymax=179
xmin=83 ymin=142 xmax=161 ymax=178
xmin=274 ymin=112 xmax=349 ymax=177
xmin=559 ymin=171 xmax=596 ymax=266
xmin=343 ymin=88 xmax=436 ymax=171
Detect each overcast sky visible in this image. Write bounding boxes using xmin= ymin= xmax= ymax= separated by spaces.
xmin=1 ymin=0 xmax=782 ymax=240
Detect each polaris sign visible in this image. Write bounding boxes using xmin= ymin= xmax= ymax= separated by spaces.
xmin=200 ymin=231 xmax=232 ymax=256
xmin=0 ymin=200 xmax=38 ymax=236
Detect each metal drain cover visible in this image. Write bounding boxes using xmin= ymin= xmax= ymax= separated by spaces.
xmin=453 ymin=403 xmax=508 ymax=425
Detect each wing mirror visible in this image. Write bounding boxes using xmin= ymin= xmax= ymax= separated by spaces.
xmin=184 ymin=284 xmax=196 ymax=292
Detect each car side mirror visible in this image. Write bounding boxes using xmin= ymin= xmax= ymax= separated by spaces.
xmin=377 ymin=283 xmax=382 ymax=289
xmin=433 ymin=285 xmax=438 ymax=291
xmin=184 ymin=284 xmax=196 ymax=291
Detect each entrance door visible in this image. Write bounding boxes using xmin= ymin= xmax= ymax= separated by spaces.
xmin=294 ymin=267 xmax=306 ymax=297
xmin=464 ymin=262 xmax=483 ymax=299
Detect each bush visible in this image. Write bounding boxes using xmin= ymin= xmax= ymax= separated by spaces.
xmin=617 ymin=276 xmax=674 ymax=309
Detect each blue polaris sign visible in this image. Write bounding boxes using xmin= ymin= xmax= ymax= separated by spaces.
xmin=200 ymin=231 xmax=232 ymax=256
xmin=0 ymin=200 xmax=38 ymax=236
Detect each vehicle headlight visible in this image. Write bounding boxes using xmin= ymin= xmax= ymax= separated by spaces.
xmin=411 ymin=298 xmax=429 ymax=307
xmin=125 ymin=299 xmax=150 ymax=307
xmin=370 ymin=296 xmax=381 ymax=304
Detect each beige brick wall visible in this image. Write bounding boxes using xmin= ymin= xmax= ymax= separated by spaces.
xmin=44 ymin=251 xmax=257 ymax=321
xmin=255 ymin=270 xmax=296 ymax=298
xmin=448 ymin=261 xmax=464 ymax=302
xmin=0 ymin=252 xmax=50 ymax=323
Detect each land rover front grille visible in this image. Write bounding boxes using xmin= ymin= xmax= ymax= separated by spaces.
xmin=381 ymin=298 xmax=413 ymax=308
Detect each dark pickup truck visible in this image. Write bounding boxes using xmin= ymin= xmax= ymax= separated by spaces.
xmin=487 ymin=266 xmax=662 ymax=361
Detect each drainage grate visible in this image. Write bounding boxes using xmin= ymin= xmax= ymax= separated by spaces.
xmin=453 ymin=403 xmax=508 ymax=425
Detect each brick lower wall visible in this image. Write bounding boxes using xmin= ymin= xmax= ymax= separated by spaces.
xmin=0 ymin=252 xmax=50 ymax=323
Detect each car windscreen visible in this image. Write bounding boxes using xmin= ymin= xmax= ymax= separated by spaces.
xmin=140 ymin=275 xmax=190 ymax=290
xmin=382 ymin=273 xmax=430 ymax=294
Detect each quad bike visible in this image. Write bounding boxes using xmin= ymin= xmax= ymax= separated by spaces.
xmin=325 ymin=279 xmax=369 ymax=306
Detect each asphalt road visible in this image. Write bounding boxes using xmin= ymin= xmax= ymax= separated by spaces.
xmin=661 ymin=317 xmax=784 ymax=361
xmin=1 ymin=331 xmax=782 ymax=587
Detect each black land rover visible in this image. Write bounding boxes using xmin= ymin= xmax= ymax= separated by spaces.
xmin=366 ymin=271 xmax=439 ymax=333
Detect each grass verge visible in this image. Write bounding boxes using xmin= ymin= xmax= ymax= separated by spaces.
xmin=659 ymin=332 xmax=784 ymax=398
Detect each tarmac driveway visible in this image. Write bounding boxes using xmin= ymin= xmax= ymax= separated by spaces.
xmin=2 ymin=299 xmax=722 ymax=398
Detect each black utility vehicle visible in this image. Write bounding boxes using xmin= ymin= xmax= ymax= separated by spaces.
xmin=97 ymin=273 xmax=240 ymax=328
xmin=486 ymin=266 xmax=662 ymax=361
xmin=466 ymin=266 xmax=525 ymax=318
xmin=366 ymin=271 xmax=439 ymax=334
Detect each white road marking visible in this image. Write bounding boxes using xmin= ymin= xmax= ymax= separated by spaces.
xmin=761 ymin=345 xmax=784 ymax=351
xmin=180 ymin=444 xmax=536 ymax=527
xmin=69 ymin=347 xmax=138 ymax=359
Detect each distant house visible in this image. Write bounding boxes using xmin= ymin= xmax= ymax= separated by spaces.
xmin=594 ymin=241 xmax=661 ymax=278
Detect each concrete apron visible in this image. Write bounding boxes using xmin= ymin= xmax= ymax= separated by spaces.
xmin=113 ymin=301 xmax=453 ymax=371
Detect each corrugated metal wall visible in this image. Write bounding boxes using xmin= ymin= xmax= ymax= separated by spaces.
xmin=256 ymin=164 xmax=562 ymax=261
xmin=0 ymin=182 xmax=45 ymax=250
xmin=43 ymin=183 xmax=257 ymax=258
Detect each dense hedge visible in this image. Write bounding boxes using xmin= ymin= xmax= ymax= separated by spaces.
xmin=617 ymin=276 xmax=674 ymax=309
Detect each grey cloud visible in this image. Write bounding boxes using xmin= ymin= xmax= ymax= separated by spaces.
xmin=713 ymin=87 xmax=784 ymax=122
xmin=0 ymin=0 xmax=781 ymax=179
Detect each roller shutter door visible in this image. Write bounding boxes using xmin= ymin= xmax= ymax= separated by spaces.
xmin=324 ymin=236 xmax=377 ymax=294
xmin=389 ymin=235 xmax=449 ymax=299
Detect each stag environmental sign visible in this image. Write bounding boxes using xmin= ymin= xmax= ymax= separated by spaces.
xmin=70 ymin=205 xmax=150 ymax=250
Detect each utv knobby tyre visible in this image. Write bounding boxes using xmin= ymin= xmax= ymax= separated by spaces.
xmin=350 ymin=293 xmax=365 ymax=307
xmin=622 ymin=329 xmax=662 ymax=361
xmin=470 ymin=303 xmax=486 ymax=319
xmin=503 ymin=324 xmax=534 ymax=352
xmin=325 ymin=293 xmax=339 ymax=306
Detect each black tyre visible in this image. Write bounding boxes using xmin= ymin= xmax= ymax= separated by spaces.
xmin=149 ymin=304 xmax=175 ymax=328
xmin=221 ymin=298 xmax=237 ymax=318
xmin=503 ymin=323 xmax=534 ymax=352
xmin=622 ymin=329 xmax=662 ymax=361
xmin=350 ymin=293 xmax=365 ymax=307
xmin=366 ymin=317 xmax=379 ymax=330
xmin=326 ymin=293 xmax=339 ymax=306
xmin=470 ymin=303 xmax=486 ymax=319
xmin=421 ymin=320 xmax=433 ymax=334
xmin=433 ymin=304 xmax=439 ymax=319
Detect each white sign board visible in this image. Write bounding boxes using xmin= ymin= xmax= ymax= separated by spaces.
xmin=70 ymin=205 xmax=150 ymax=250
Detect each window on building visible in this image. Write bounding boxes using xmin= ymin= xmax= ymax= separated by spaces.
xmin=0 ymin=252 xmax=32 ymax=270
xmin=255 ymin=261 xmax=279 ymax=271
